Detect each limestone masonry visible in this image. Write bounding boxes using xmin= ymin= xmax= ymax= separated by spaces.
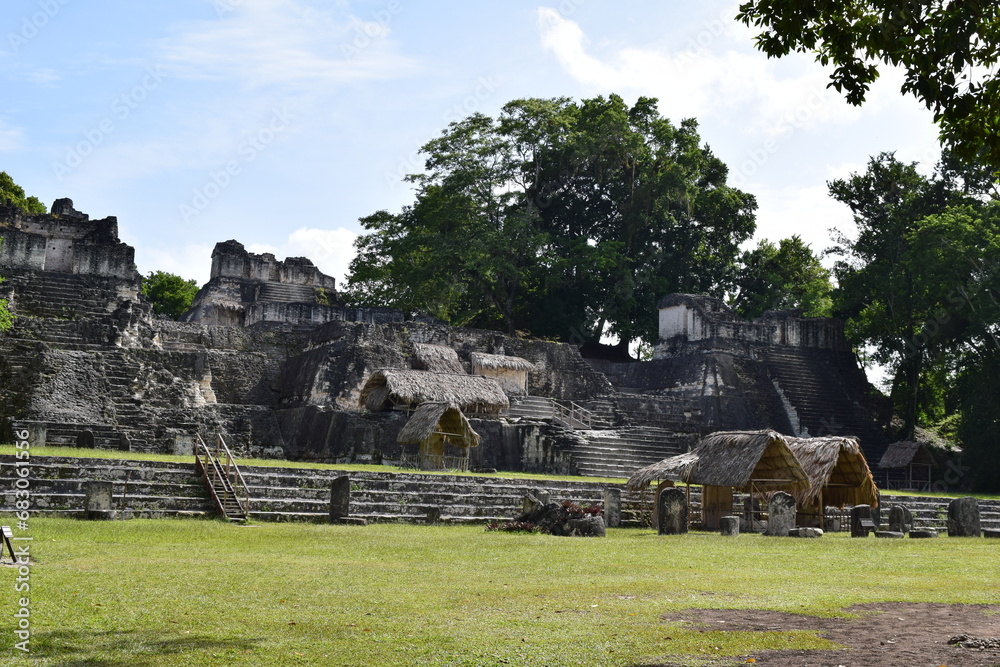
xmin=0 ymin=200 xmax=891 ymax=478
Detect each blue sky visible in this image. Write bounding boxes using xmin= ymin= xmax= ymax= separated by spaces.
xmin=2 ymin=0 xmax=942 ymax=287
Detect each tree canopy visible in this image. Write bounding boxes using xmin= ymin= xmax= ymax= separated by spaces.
xmin=141 ymin=271 xmax=199 ymax=319
xmin=828 ymin=152 xmax=1000 ymax=487
xmin=737 ymin=2 xmax=1000 ymax=169
xmin=346 ymin=95 xmax=758 ymax=350
xmin=729 ymin=236 xmax=832 ymax=319
xmin=0 ymin=171 xmax=46 ymax=215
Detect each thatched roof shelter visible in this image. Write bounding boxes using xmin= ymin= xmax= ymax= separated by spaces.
xmin=413 ymin=343 xmax=465 ymax=375
xmin=878 ymin=440 xmax=935 ymax=469
xmin=358 ymin=369 xmax=509 ymax=416
xmin=626 ymin=451 xmax=700 ymax=491
xmin=685 ymin=430 xmax=809 ymax=492
xmin=397 ymin=402 xmax=481 ymax=448
xmin=785 ymin=436 xmax=878 ymax=508
xmin=626 ymin=430 xmax=809 ymax=492
xmin=470 ymin=352 xmax=535 ymax=395
xmin=469 ymin=352 xmax=535 ymax=372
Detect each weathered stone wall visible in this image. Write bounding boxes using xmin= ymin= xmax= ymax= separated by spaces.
xmin=210 ymin=239 xmax=336 ymax=289
xmin=0 ymin=200 xmax=135 ymax=279
xmin=656 ymin=293 xmax=849 ymax=356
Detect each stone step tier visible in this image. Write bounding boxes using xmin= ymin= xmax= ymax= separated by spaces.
xmin=3 ymin=271 xmax=130 ymax=321
xmin=572 ymin=427 xmax=692 ymax=479
xmin=3 ymin=455 xmax=998 ymax=532
xmin=765 ymin=348 xmax=889 ymax=464
xmin=257 ymin=283 xmax=317 ymax=304
xmin=0 ymin=455 xmax=649 ymax=526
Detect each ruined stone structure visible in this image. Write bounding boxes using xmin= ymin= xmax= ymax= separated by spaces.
xmin=589 ymin=294 xmax=891 ymax=465
xmin=0 ymin=201 xmax=892 ymax=478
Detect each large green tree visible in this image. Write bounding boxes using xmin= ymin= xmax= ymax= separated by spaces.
xmin=737 ymin=2 xmax=1000 ymax=169
xmin=347 ymin=95 xmax=757 ymax=347
xmin=141 ymin=271 xmax=200 ymax=319
xmin=828 ymin=153 xmax=964 ymax=439
xmin=729 ymin=235 xmax=832 ymax=319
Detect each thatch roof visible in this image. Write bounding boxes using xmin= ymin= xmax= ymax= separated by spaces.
xmin=626 ymin=430 xmax=809 ymax=493
xmin=626 ymin=451 xmax=700 ymax=491
xmin=685 ymin=430 xmax=809 ymax=491
xmin=358 ymin=369 xmax=509 ymax=416
xmin=413 ymin=343 xmax=465 ymax=374
xmin=397 ymin=402 xmax=481 ymax=448
xmin=470 ymin=352 xmax=535 ymax=372
xmin=786 ymin=436 xmax=879 ymax=508
xmin=879 ymin=440 xmax=935 ymax=469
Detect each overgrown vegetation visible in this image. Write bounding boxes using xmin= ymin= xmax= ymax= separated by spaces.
xmin=346 ymin=95 xmax=820 ymax=354
xmin=1 ymin=518 xmax=997 ymax=666
xmin=0 ymin=171 xmax=46 ymax=331
xmin=0 ymin=170 xmax=46 ymax=215
xmin=141 ymin=271 xmax=199 ymax=319
xmin=828 ymin=152 xmax=1000 ymax=489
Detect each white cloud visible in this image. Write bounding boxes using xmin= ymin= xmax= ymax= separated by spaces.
xmin=159 ymin=0 xmax=418 ymax=88
xmin=134 ymin=242 xmax=215 ymax=285
xmin=535 ymin=6 xmax=862 ymax=135
xmin=247 ymin=226 xmax=358 ymax=286
xmin=748 ymin=183 xmax=854 ymax=264
xmin=0 ymin=118 xmax=25 ymax=151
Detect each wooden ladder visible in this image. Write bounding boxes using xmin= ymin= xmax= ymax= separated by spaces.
xmin=194 ymin=434 xmax=251 ymax=522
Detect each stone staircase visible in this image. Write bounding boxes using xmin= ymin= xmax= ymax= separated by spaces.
xmin=258 ymin=283 xmax=316 ymax=304
xmin=0 ymin=455 xmax=650 ymax=526
xmin=572 ymin=427 xmax=690 ymax=479
xmin=765 ymin=348 xmax=889 ymax=463
xmin=5 ymin=271 xmax=125 ymax=321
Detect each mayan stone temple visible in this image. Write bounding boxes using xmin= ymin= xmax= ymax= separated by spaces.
xmin=0 ymin=199 xmax=891 ymax=478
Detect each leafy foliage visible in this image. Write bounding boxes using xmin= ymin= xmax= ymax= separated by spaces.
xmin=729 ymin=236 xmax=832 ymax=319
xmin=346 ymin=95 xmax=757 ymax=346
xmin=0 ymin=171 xmax=46 ymax=215
xmin=828 ymin=152 xmax=1000 ymax=486
xmin=141 ymin=271 xmax=199 ymax=319
xmin=737 ymin=1 xmax=1000 ymax=169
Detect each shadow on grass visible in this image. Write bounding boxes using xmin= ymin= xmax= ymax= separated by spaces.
xmin=26 ymin=629 xmax=263 ymax=666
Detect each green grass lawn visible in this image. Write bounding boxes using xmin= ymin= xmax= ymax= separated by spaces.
xmin=1 ymin=518 xmax=998 ymax=666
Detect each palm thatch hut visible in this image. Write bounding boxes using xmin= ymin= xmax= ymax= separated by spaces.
xmin=469 ymin=352 xmax=535 ymax=395
xmin=397 ymin=402 xmax=480 ymax=471
xmin=686 ymin=430 xmax=809 ymax=529
xmin=627 ymin=430 xmax=809 ymax=530
xmin=878 ymin=440 xmax=935 ymax=491
xmin=626 ymin=451 xmax=700 ymax=490
xmin=785 ymin=436 xmax=878 ymax=525
xmin=412 ymin=343 xmax=466 ymax=375
xmin=358 ymin=369 xmax=509 ymax=417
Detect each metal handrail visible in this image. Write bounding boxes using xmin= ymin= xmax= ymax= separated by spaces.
xmin=216 ymin=434 xmax=251 ymax=516
xmin=194 ymin=433 xmax=250 ymax=519
xmin=552 ymin=399 xmax=594 ymax=429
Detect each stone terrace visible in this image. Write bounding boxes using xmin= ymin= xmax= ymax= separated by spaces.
xmin=0 ymin=455 xmax=649 ymax=526
xmin=3 ymin=455 xmax=999 ymax=533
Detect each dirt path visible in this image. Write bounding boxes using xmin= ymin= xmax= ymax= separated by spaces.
xmin=655 ymin=603 xmax=1000 ymax=666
